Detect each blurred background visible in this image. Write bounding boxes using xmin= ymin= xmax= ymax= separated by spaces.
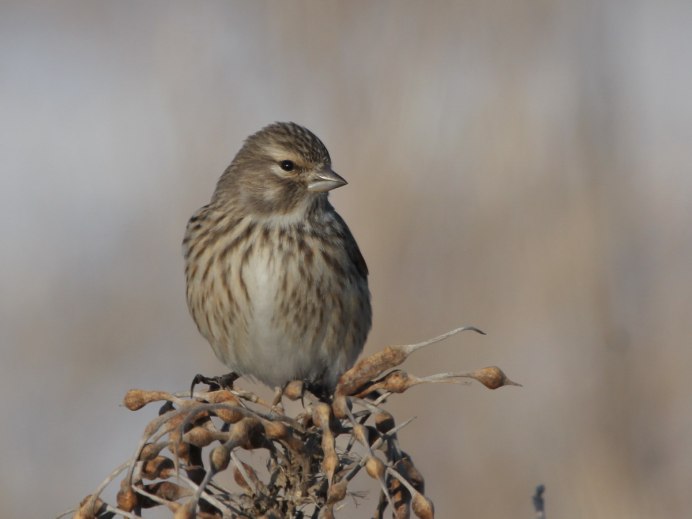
xmin=2 ymin=1 xmax=691 ymax=517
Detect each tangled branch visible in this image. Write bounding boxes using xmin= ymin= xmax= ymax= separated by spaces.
xmin=65 ymin=326 xmax=520 ymax=519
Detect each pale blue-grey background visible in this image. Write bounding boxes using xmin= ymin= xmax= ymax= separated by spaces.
xmin=1 ymin=1 xmax=691 ymax=517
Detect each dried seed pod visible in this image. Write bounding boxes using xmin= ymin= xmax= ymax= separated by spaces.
xmin=326 ymin=479 xmax=348 ymax=504
xmin=168 ymin=423 xmax=190 ymax=460
xmin=395 ymin=505 xmax=411 ymax=519
xmin=147 ymin=481 xmax=191 ymax=502
xmin=352 ymin=370 xmax=421 ymax=397
xmin=365 ymin=456 xmax=385 ymax=480
xmin=233 ymin=460 xmax=261 ymax=495
xmin=142 ymin=456 xmax=175 ymax=479
xmin=123 ymin=389 xmax=172 ymax=410
xmin=116 ymin=483 xmax=137 ymax=512
xmin=375 ymin=411 xmax=395 ymax=434
xmin=122 ymin=389 xmax=147 ymax=410
xmin=331 ymin=394 xmax=350 ymax=419
xmin=353 ymin=423 xmax=369 ymax=446
xmin=387 ymin=475 xmax=410 ymax=519
xmin=233 ymin=465 xmax=252 ymax=492
xmin=169 ymin=438 xmax=189 ymax=459
xmin=165 ymin=411 xmax=187 ymax=431
xmin=468 ymin=366 xmax=522 ymax=389
xmin=337 ymin=326 xmax=484 ymax=396
xmin=380 ymin=370 xmax=416 ymax=393
xmin=229 ymin=417 xmax=264 ymax=449
xmin=139 ymin=442 xmax=165 ymax=461
xmin=312 ymin=402 xmax=331 ymax=428
xmin=183 ymin=425 xmax=216 ymax=447
xmin=411 ymin=493 xmax=434 ymax=519
xmin=396 ymin=454 xmax=425 ymax=493
xmin=271 ymin=424 xmax=305 ymax=453
xmin=323 ymin=451 xmax=338 ymax=483
xmin=313 ymin=403 xmax=338 ymax=481
xmin=262 ymin=419 xmax=288 ymax=440
xmin=205 ymin=389 xmax=240 ymax=405
xmin=336 ymin=346 xmax=409 ymax=396
xmin=283 ymin=380 xmax=304 ymax=400
xmin=213 ymin=405 xmax=245 ymax=424
xmin=211 ymin=444 xmax=230 ymax=472
xmin=75 ymin=495 xmax=106 ymax=519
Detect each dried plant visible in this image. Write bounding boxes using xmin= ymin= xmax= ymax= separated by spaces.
xmin=65 ymin=326 xmax=520 ymax=519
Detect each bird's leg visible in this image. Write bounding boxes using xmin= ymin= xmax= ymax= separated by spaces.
xmin=304 ymin=381 xmax=332 ymax=403
xmin=189 ymin=372 xmax=240 ymax=397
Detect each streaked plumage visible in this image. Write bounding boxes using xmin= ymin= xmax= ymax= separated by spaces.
xmin=183 ymin=122 xmax=371 ymax=390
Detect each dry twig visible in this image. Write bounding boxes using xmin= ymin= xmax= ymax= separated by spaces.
xmin=67 ymin=326 xmax=520 ymax=518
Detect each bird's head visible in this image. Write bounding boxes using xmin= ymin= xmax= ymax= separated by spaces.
xmin=214 ymin=122 xmax=347 ymax=216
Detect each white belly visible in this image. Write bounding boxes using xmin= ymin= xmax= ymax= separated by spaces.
xmin=244 ymin=251 xmax=289 ymax=366
xmin=232 ymin=247 xmax=328 ymax=387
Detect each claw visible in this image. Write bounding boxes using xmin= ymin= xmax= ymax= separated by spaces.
xmin=189 ymin=372 xmax=240 ymax=397
xmin=304 ymin=381 xmax=332 ymax=403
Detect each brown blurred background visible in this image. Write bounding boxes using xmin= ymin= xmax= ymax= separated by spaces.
xmin=2 ymin=1 xmax=691 ymax=517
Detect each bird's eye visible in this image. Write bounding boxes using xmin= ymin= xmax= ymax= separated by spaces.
xmin=279 ymin=160 xmax=295 ymax=172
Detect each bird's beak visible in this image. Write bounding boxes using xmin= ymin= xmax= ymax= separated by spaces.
xmin=307 ymin=168 xmax=348 ymax=193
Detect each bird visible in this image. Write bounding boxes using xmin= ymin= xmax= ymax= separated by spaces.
xmin=183 ymin=122 xmax=371 ymax=395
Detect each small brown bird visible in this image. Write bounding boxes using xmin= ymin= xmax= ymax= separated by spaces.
xmin=183 ymin=122 xmax=371 ymax=393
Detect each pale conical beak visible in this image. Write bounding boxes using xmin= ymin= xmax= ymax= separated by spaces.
xmin=307 ymin=168 xmax=348 ymax=193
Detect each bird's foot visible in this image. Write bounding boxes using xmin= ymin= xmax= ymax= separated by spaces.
xmin=304 ymin=381 xmax=332 ymax=403
xmin=190 ymin=372 xmax=240 ymax=397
